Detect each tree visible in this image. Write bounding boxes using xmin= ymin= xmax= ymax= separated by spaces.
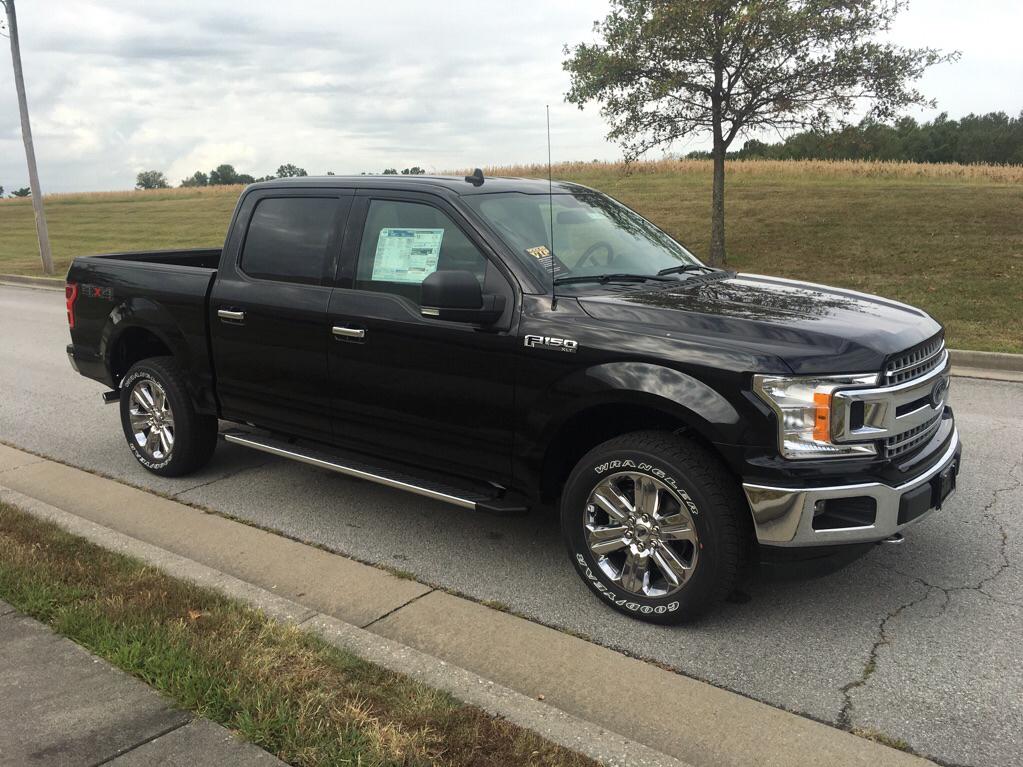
xmin=208 ymin=164 xmax=245 ymax=185
xmin=564 ymin=0 xmax=957 ymax=266
xmin=0 ymin=185 xmax=3 ymax=196
xmin=401 ymin=166 xmax=426 ymax=175
xmin=275 ymin=163 xmax=308 ymax=177
xmin=2 ymin=0 xmax=53 ymax=274
xmin=11 ymin=186 xmax=30 ymax=197
xmin=180 ymin=171 xmax=209 ymax=187
xmin=135 ymin=170 xmax=169 ymax=190
xmin=382 ymin=168 xmax=398 ymax=175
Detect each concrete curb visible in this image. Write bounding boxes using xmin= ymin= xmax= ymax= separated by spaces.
xmin=0 ymin=485 xmax=689 ymax=767
xmin=948 ymin=348 xmax=1023 ymax=373
xmin=0 ymin=273 xmax=63 ymax=289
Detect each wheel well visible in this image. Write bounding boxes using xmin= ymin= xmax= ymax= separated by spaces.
xmin=109 ymin=327 xmax=172 ymax=383
xmin=539 ymin=403 xmax=722 ymax=503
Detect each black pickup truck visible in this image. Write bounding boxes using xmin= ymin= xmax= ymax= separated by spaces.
xmin=65 ymin=173 xmax=961 ymax=623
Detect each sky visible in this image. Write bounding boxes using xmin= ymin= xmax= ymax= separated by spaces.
xmin=1 ymin=0 xmax=1021 ymax=193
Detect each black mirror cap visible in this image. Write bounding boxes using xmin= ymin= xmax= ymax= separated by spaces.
xmin=421 ymin=270 xmax=505 ymax=325
xmin=422 ymin=270 xmax=482 ymax=309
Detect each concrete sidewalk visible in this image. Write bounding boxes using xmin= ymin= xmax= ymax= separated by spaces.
xmin=0 ymin=599 xmax=285 ymax=766
xmin=0 ymin=442 xmax=935 ymax=767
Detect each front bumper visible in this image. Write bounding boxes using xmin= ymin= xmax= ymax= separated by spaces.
xmin=743 ymin=429 xmax=961 ymax=546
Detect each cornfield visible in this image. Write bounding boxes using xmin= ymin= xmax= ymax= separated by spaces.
xmin=465 ymin=157 xmax=1023 ymax=183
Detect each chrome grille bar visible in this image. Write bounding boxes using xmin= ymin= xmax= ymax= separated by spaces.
xmin=884 ymin=335 xmax=946 ymax=385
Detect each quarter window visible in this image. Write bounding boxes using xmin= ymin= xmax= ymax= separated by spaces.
xmin=355 ymin=200 xmax=489 ymax=304
xmin=240 ymin=197 xmax=339 ymax=284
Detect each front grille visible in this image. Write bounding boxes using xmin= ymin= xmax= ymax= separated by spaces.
xmin=884 ymin=334 xmax=946 ymax=385
xmin=885 ymin=411 xmax=942 ymax=459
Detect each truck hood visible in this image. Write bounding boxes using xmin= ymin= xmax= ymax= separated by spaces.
xmin=576 ymin=273 xmax=942 ymax=375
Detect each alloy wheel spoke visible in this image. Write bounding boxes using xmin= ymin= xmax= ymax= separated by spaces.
xmin=129 ymin=412 xmax=150 ymax=431
xmin=158 ymin=427 xmax=172 ymax=454
xmin=619 ymin=549 xmax=649 ymax=593
xmin=593 ymin=486 xmax=633 ymax=523
xmin=635 ymin=476 xmax=660 ymax=517
xmin=132 ymin=387 xmax=153 ymax=413
xmin=145 ymin=429 xmax=160 ymax=455
xmin=153 ymin=387 xmax=166 ymax=415
xmin=651 ymin=544 xmax=692 ymax=588
xmin=586 ymin=524 xmax=630 ymax=555
xmin=658 ymin=521 xmax=697 ymax=544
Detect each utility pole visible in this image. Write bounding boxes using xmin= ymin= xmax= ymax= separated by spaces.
xmin=2 ymin=0 xmax=54 ymax=275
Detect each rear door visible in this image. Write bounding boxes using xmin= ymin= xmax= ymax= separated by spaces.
xmin=210 ymin=188 xmax=353 ymax=441
xmin=326 ymin=190 xmax=518 ymax=483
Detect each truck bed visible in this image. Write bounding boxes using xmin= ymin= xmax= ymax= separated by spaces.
xmin=66 ymin=248 xmax=222 ymax=406
xmin=76 ymin=248 xmax=222 ymax=270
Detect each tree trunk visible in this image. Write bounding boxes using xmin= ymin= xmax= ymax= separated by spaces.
xmin=4 ymin=0 xmax=54 ymax=276
xmin=709 ymin=142 xmax=726 ymax=267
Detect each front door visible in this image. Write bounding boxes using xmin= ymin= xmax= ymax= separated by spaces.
xmin=327 ymin=192 xmax=518 ymax=484
xmin=210 ymin=189 xmax=353 ymax=441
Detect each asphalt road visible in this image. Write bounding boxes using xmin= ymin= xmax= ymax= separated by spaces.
xmin=2 ymin=283 xmax=1020 ymax=767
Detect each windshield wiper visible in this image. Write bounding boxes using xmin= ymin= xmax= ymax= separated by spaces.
xmin=656 ymin=264 xmax=717 ymax=277
xmin=553 ymin=273 xmax=676 ymax=286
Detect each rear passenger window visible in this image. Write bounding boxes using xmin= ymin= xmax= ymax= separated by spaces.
xmin=240 ymin=197 xmax=338 ymax=284
xmin=355 ymin=199 xmax=489 ymax=304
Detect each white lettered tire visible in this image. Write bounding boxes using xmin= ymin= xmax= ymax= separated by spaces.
xmin=119 ymin=356 xmax=217 ymax=477
xmin=561 ymin=431 xmax=750 ymax=624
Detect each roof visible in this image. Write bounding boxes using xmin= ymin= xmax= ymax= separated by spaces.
xmin=246 ymin=174 xmax=592 ymax=196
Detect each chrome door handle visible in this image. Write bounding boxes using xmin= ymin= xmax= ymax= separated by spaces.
xmin=332 ymin=326 xmax=366 ymax=339
xmin=217 ymin=309 xmax=245 ymax=323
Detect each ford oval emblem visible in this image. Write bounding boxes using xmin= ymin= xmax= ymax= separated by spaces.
xmin=930 ymin=378 xmax=949 ymax=408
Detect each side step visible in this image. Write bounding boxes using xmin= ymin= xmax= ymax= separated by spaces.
xmin=221 ymin=430 xmax=528 ymax=515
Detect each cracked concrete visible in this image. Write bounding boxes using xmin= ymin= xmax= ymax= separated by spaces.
xmin=3 ymin=283 xmax=1021 ymax=766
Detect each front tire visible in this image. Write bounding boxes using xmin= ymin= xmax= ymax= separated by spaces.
xmin=561 ymin=430 xmax=750 ymax=624
xmin=119 ymin=356 xmax=217 ymax=477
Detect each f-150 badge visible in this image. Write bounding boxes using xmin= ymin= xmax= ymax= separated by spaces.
xmin=524 ymin=334 xmax=578 ymax=353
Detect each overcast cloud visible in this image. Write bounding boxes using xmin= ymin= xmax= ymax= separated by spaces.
xmin=2 ymin=0 xmax=1021 ymax=192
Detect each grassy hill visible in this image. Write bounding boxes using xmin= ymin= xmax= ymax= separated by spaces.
xmin=1 ymin=159 xmax=1020 ymax=352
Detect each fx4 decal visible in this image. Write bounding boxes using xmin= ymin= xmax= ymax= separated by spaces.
xmin=524 ymin=334 xmax=578 ymax=353
xmin=81 ymin=283 xmax=114 ymax=300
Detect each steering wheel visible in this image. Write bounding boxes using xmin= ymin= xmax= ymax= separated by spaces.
xmin=576 ymin=241 xmax=615 ymax=269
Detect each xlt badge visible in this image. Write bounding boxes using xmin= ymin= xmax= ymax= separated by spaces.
xmin=524 ymin=334 xmax=578 ymax=353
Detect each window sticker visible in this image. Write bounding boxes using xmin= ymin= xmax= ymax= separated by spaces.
xmin=525 ymin=244 xmax=568 ymax=277
xmin=371 ymin=228 xmax=444 ymax=283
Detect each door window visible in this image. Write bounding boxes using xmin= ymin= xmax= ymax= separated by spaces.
xmin=355 ymin=200 xmax=489 ymax=304
xmin=240 ymin=197 xmax=339 ymax=284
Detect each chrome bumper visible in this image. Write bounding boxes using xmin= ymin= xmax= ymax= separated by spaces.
xmin=743 ymin=429 xmax=961 ymax=547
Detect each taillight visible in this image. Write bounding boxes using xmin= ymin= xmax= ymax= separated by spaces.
xmin=65 ymin=282 xmax=78 ymax=328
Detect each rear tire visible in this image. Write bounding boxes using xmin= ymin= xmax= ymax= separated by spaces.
xmin=119 ymin=356 xmax=217 ymax=477
xmin=561 ymin=430 xmax=750 ymax=624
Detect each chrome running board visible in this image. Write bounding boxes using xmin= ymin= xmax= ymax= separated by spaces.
xmin=222 ymin=430 xmax=526 ymax=514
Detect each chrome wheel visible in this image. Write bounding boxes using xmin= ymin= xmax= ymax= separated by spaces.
xmin=584 ymin=472 xmax=699 ymax=598
xmin=127 ymin=378 xmax=175 ymax=462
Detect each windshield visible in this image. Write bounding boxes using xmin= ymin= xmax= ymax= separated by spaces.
xmin=463 ymin=191 xmax=702 ymax=288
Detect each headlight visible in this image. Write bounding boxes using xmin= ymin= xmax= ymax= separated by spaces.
xmin=753 ymin=374 xmax=879 ymax=460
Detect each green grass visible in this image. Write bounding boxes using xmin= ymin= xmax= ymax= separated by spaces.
xmin=0 ymin=159 xmax=1019 ymax=352
xmin=0 ymin=502 xmax=597 ymax=767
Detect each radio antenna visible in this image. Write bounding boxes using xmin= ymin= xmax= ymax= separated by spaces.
xmin=546 ymin=104 xmax=556 ymax=308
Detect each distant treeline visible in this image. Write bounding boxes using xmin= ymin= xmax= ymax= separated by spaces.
xmin=686 ymin=112 xmax=1023 ymax=166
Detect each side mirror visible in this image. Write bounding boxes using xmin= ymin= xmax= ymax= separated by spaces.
xmin=421 ymin=270 xmax=506 ymax=325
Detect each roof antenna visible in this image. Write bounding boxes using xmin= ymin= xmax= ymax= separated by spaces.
xmin=546 ymin=104 xmax=557 ymax=309
xmin=464 ymin=167 xmax=485 ymax=187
